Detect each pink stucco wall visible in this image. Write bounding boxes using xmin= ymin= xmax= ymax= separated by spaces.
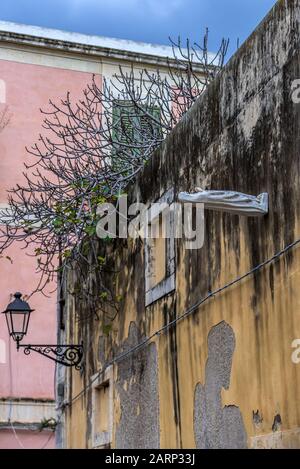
xmin=0 ymin=60 xmax=99 ymax=198
xmin=0 ymin=57 xmax=100 ymax=448
xmin=0 ymin=429 xmax=55 ymax=449
xmin=0 ymin=244 xmax=56 ymax=398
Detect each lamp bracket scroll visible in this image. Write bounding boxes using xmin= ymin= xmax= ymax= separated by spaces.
xmin=17 ymin=342 xmax=84 ymax=370
xmin=2 ymin=292 xmax=84 ymax=370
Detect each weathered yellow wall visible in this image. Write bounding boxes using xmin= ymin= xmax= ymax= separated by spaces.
xmin=64 ymin=223 xmax=300 ymax=448
xmin=63 ymin=0 xmax=300 ymax=449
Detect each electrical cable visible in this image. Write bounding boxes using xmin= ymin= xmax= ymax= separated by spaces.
xmin=59 ymin=236 xmax=300 ymax=412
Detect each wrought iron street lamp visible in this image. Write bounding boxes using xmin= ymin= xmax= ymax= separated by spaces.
xmin=2 ymin=292 xmax=83 ymax=370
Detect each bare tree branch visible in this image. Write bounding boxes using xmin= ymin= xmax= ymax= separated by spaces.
xmin=0 ymin=32 xmax=228 ymax=315
xmin=0 ymin=106 xmax=11 ymax=133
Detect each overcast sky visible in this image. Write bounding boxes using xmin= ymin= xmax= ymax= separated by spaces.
xmin=0 ymin=0 xmax=277 ymax=57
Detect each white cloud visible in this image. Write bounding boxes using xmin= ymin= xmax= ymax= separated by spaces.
xmin=70 ymin=0 xmax=184 ymax=19
xmin=145 ymin=0 xmax=184 ymax=18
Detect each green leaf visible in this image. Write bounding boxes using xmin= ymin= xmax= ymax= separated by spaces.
xmin=102 ymin=324 xmax=112 ymax=336
xmin=53 ymin=218 xmax=63 ymax=228
xmin=63 ymin=249 xmax=72 ymax=259
xmin=84 ymin=225 xmax=96 ymax=236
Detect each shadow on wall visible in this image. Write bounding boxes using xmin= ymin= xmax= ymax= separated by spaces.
xmin=194 ymin=321 xmax=247 ymax=449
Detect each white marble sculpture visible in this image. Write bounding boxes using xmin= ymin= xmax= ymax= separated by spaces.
xmin=178 ymin=188 xmax=268 ymax=216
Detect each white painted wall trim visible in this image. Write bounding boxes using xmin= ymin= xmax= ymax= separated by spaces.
xmin=250 ymin=427 xmax=300 ymax=449
xmin=0 ymin=399 xmax=56 ymax=424
xmin=0 ymin=44 xmax=102 ymax=73
xmin=0 ymin=22 xmax=208 ymax=71
xmin=91 ymin=366 xmax=114 ymax=449
xmin=145 ymin=188 xmax=176 ymax=306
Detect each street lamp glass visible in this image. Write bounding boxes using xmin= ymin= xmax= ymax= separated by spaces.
xmin=1 ymin=292 xmax=34 ymax=343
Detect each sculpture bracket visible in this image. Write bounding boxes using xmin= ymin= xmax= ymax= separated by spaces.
xmin=178 ymin=190 xmax=268 ymax=217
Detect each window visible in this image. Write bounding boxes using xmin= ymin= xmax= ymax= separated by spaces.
xmin=145 ymin=188 xmax=175 ymax=306
xmin=91 ymin=366 xmax=113 ymax=449
xmin=112 ymin=100 xmax=161 ymax=162
xmin=147 ymin=232 xmax=167 ymax=290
